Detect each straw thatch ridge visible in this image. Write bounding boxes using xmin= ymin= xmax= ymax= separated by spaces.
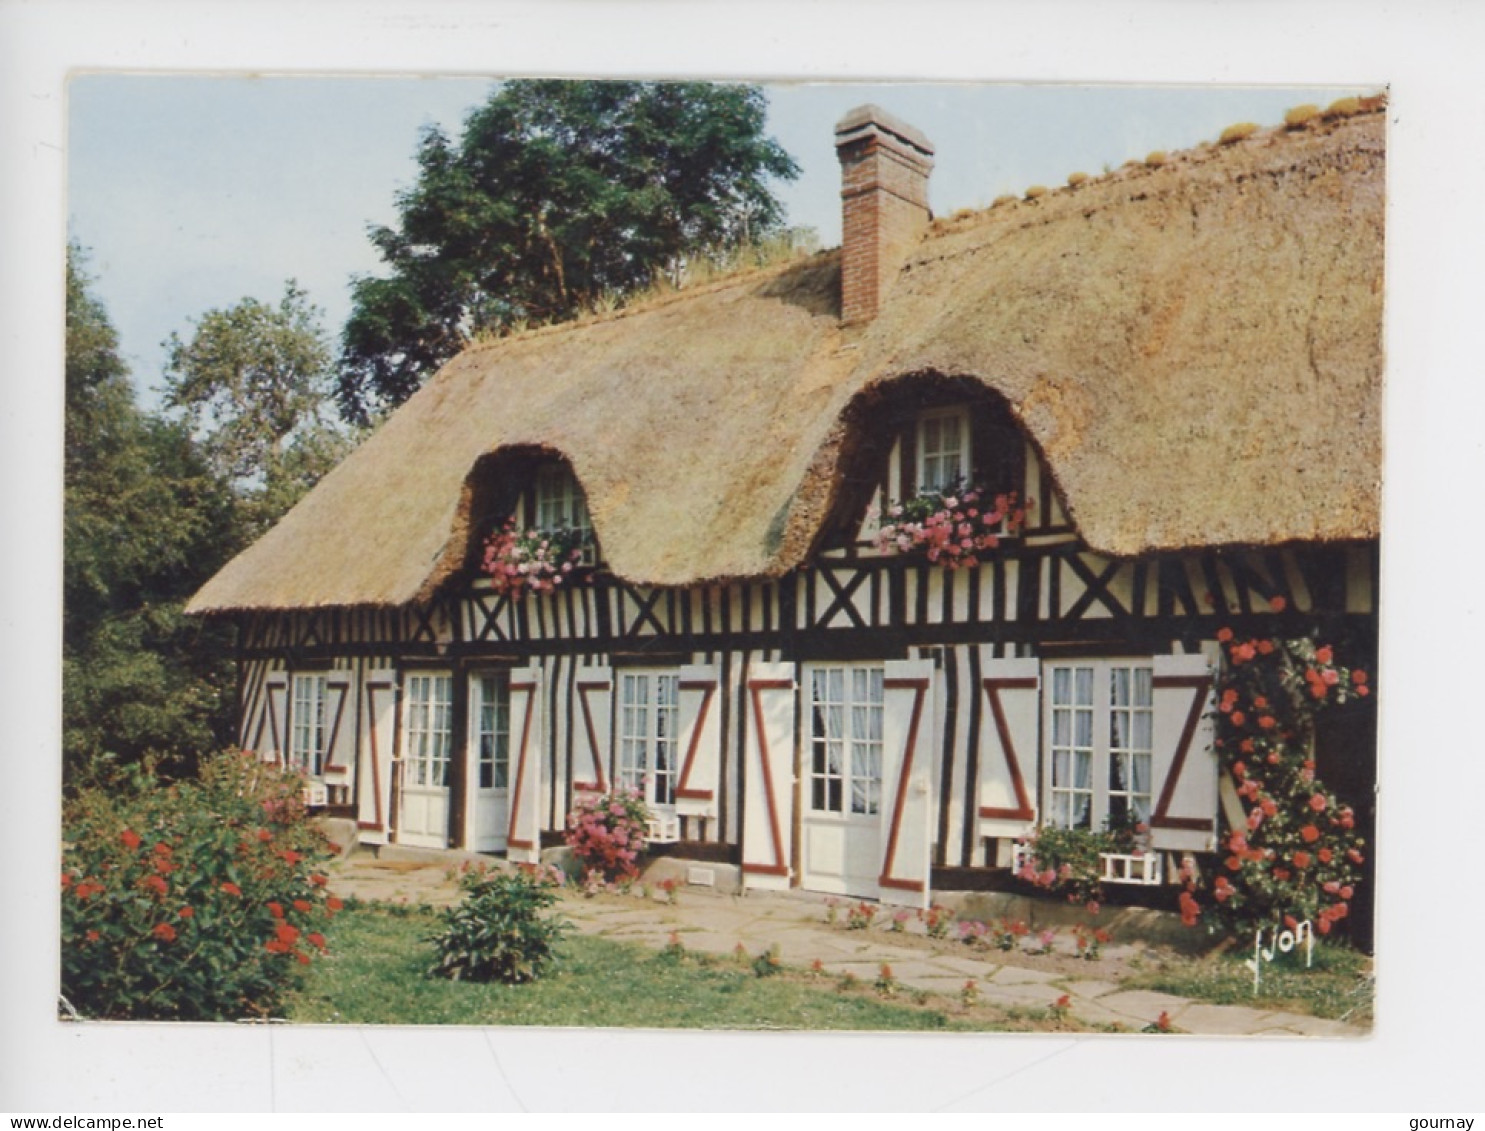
xmin=187 ymin=106 xmax=1383 ymax=614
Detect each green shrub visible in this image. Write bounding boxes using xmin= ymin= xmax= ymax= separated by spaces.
xmin=428 ymin=866 xmax=570 ymax=984
xmin=61 ymin=751 xmax=338 ymax=1020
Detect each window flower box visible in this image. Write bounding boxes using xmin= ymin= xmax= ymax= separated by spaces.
xmin=481 ymin=521 xmax=592 ymax=598
xmin=875 ymin=485 xmax=1028 ymax=568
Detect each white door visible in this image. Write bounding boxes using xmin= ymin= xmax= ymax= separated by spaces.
xmin=615 ymin=670 xmax=680 ymax=824
xmin=801 ymin=664 xmax=885 ymax=898
xmin=398 ymin=672 xmax=453 ymax=848
xmin=467 ymin=671 xmax=511 ymax=852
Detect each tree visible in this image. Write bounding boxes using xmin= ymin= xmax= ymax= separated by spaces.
xmin=64 ymin=249 xmax=240 ymax=782
xmin=164 ymin=281 xmax=356 ymax=538
xmin=338 ymin=80 xmax=800 ymax=423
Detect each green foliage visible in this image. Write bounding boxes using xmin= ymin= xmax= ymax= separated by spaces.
xmin=427 ymin=867 xmax=570 ymax=984
xmin=64 ymin=249 xmax=241 ymax=782
xmin=61 ymin=752 xmax=339 ymax=1020
xmin=163 ymin=280 xmax=357 ymax=540
xmin=337 ymin=79 xmax=800 ymax=423
xmin=1014 ymin=820 xmax=1137 ymax=908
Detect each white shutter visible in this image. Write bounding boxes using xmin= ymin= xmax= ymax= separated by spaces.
xmin=741 ymin=661 xmax=795 ymax=891
xmin=1149 ymin=653 xmax=1218 ymax=852
xmin=506 ymin=664 xmax=545 ymax=865
xmin=572 ymin=665 xmax=612 ymax=795
xmin=322 ymin=672 xmax=355 ymax=783
xmin=976 ymin=657 xmax=1040 ymax=838
xmin=257 ymin=674 xmax=289 ymax=765
xmin=674 ymin=664 xmax=721 ymax=818
xmin=356 ymin=669 xmax=398 ymax=846
xmin=879 ymin=659 xmax=935 ymax=908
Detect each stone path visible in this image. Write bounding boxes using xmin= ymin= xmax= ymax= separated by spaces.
xmin=326 ymin=847 xmax=1368 ymax=1039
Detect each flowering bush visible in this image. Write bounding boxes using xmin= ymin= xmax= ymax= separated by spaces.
xmin=875 ymin=485 xmax=1029 ymax=568
xmin=1013 ymin=819 xmax=1140 ymax=910
xmin=61 ymin=751 xmax=337 ymax=1020
xmin=1184 ymin=632 xmax=1370 ymax=938
xmin=481 ymin=520 xmax=588 ymax=598
xmin=563 ymin=789 xmax=650 ymax=882
xmin=427 ymin=865 xmax=569 ymax=984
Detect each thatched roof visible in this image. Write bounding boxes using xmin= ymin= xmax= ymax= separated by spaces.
xmin=188 ymin=104 xmax=1384 ymax=614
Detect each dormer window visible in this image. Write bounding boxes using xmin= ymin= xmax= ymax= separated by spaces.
xmin=917 ymin=406 xmax=971 ymax=493
xmin=534 ymin=463 xmax=591 ymax=539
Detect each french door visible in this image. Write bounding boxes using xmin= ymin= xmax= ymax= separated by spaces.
xmin=398 ymin=672 xmax=453 ymax=847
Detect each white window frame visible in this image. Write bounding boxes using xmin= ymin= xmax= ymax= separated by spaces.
xmin=1043 ymin=659 xmax=1155 ymax=832
xmin=617 ymin=670 xmax=681 ymax=810
xmin=403 ymin=673 xmax=454 ymax=789
xmin=472 ymin=672 xmax=510 ymax=791
xmin=807 ymin=664 xmax=885 ymax=818
xmin=916 ymin=406 xmax=972 ymax=494
xmin=289 ymin=673 xmax=328 ymax=778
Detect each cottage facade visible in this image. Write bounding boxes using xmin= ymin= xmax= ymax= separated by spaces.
xmin=188 ymin=102 xmax=1383 ymax=908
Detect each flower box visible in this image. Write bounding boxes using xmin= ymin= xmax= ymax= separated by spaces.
xmin=875 ymin=485 xmax=1028 ymax=568
xmin=646 ymin=813 xmax=681 ymax=844
xmin=1099 ymin=851 xmax=1163 ymax=886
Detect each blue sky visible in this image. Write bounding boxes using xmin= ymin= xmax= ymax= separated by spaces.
xmin=68 ymin=76 xmax=1366 ymax=410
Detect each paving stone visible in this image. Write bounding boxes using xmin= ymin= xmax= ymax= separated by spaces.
xmin=1062 ymin=978 xmax=1121 ymax=999
xmin=989 ymin=964 xmax=1062 ymax=985
xmin=1095 ymin=989 xmax=1194 ymax=1025
xmin=1171 ymin=1003 xmax=1283 ymax=1036
xmin=896 ymin=974 xmax=979 ymax=996
xmin=975 ymin=981 xmax=1069 ymax=1008
xmin=1067 ymin=998 xmax=1137 ymax=1030
xmin=930 ymin=954 xmax=1002 ymax=978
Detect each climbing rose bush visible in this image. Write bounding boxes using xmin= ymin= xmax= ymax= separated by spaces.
xmin=61 ymin=751 xmax=338 ymax=1020
xmin=1182 ymin=632 xmax=1370 ymax=938
xmin=564 ymin=789 xmax=651 ymax=881
xmin=875 ymin=485 xmax=1029 ymax=568
xmin=482 ymin=520 xmax=587 ymax=598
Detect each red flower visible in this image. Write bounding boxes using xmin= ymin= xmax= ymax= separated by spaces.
xmin=1284 ymin=915 xmax=1299 ymax=931
xmin=1315 ymin=646 xmax=1333 ymax=665
xmin=293 ymin=899 xmax=312 ymax=913
xmin=1273 ymin=868 xmax=1291 ymax=882
xmin=1156 ymin=1011 xmax=1172 ymax=1032
xmin=1309 ymin=793 xmax=1328 ymax=812
xmin=1256 ymin=639 xmax=1274 ymax=655
xmin=1318 ymin=847 xmax=1333 ymax=863
xmin=153 ymin=842 xmax=173 ymax=857
xmin=1300 ymin=825 xmax=1320 ymax=843
xmin=120 ymin=829 xmax=142 ymax=850
xmin=257 ymin=829 xmax=273 ymax=843
xmin=1258 ymin=715 xmax=1276 ymax=730
xmin=1269 ymin=595 xmax=1287 ymax=612
xmin=221 ymin=882 xmax=242 ymax=896
xmin=1226 ymin=856 xmax=1242 ymax=871
xmin=280 ymin=850 xmax=301 ymax=866
xmin=141 ymin=874 xmax=168 ymax=896
xmin=179 ymin=906 xmax=194 ymax=919
xmin=1341 ymin=886 xmax=1354 ymax=900
xmin=326 ymin=896 xmax=343 ymax=913
xmin=268 ymin=901 xmax=285 ymax=919
xmin=1260 ymin=798 xmax=1277 ymax=817
xmin=1232 ymin=762 xmax=1247 ymax=779
xmin=264 ymin=939 xmax=288 ymax=954
xmin=1178 ymin=890 xmax=1200 ymax=927
xmin=1292 ymin=851 xmax=1312 ymax=869
xmin=1252 ymin=696 xmax=1269 ymax=710
xmin=85 ymin=929 xmax=100 ymax=943
xmin=1217 ymin=627 xmax=1233 ymax=643
xmin=152 ymin=922 xmax=177 ymax=942
xmin=309 ymin=873 xmax=328 ymax=887
xmin=307 ymin=932 xmax=327 ymax=952
xmin=1348 ymin=848 xmax=1365 ymax=865
xmin=1352 ymin=669 xmax=1368 ymax=685
xmin=295 ymin=951 xmax=311 ymax=966
xmin=61 ymin=872 xmax=73 ymax=889
xmin=1230 ymin=711 xmax=1246 ymax=727
xmin=276 ymin=923 xmax=300 ymax=945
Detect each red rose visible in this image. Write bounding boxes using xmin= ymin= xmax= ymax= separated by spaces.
xmin=152 ymin=922 xmax=177 ymax=942
xmin=1269 ymin=595 xmax=1287 ymax=612
xmin=309 ymin=873 xmax=328 ymax=887
xmin=1232 ymin=762 xmax=1247 ymax=779
xmin=293 ymin=899 xmax=312 ymax=913
xmin=85 ymin=929 xmax=100 ymax=942
xmin=326 ymin=896 xmax=343 ymax=912
xmin=1348 ymin=849 xmax=1365 ymax=865
xmin=1258 ymin=715 xmax=1276 ymax=730
xmin=153 ymin=842 xmax=173 ymax=857
xmin=1257 ymin=640 xmax=1274 ymax=655
xmin=295 ymin=951 xmax=311 ymax=966
xmin=1351 ymin=669 xmax=1367 ymax=685
xmin=1292 ymin=851 xmax=1312 ymax=869
xmin=1301 ymin=825 xmax=1320 ymax=843
xmin=1341 ymin=886 xmax=1354 ymax=900
xmin=1230 ymin=711 xmax=1246 ymax=727
xmin=142 ymin=874 xmax=168 ymax=896
xmin=61 ymin=872 xmax=73 ymax=888
xmin=1309 ymin=794 xmax=1328 ymax=812
xmin=1318 ymin=848 xmax=1333 ymax=863
xmin=307 ymin=932 xmax=327 ymax=951
xmin=222 ymin=882 xmax=242 ymax=896
xmin=1226 ymin=856 xmax=1242 ymax=871
xmin=268 ymin=901 xmax=285 ymax=919
xmin=178 ymin=906 xmax=194 ymax=919
xmin=257 ymin=829 xmax=273 ymax=843
xmin=121 ymin=829 xmax=142 ymax=850
xmin=1217 ymin=628 xmax=1233 ymax=643
xmin=276 ymin=923 xmax=300 ymax=945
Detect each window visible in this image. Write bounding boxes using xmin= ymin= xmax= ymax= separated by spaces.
xmin=473 ymin=673 xmax=510 ymax=790
xmin=289 ymin=674 xmax=327 ymax=777
xmin=808 ymin=666 xmax=884 ymax=816
xmin=535 ymin=464 xmax=591 ymax=537
xmin=404 ymin=674 xmax=453 ymax=788
xmin=618 ymin=671 xmax=679 ymax=808
xmin=916 ymin=406 xmax=971 ymax=493
xmin=1045 ymin=660 xmax=1154 ymax=830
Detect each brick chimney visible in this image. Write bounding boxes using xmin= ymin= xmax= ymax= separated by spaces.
xmin=835 ymin=104 xmax=935 ymax=325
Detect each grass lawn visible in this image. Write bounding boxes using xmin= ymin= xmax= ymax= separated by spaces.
xmin=1121 ymin=941 xmax=1373 ymax=1024
xmin=286 ymin=905 xmax=1111 ymax=1032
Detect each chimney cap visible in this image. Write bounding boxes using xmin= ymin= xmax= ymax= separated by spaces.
xmin=834 ymin=104 xmax=935 ymax=156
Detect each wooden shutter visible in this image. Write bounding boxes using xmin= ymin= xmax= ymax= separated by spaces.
xmin=977 ymin=657 xmax=1040 ymax=838
xmin=256 ymin=674 xmax=289 ymax=765
xmin=878 ymin=659 xmax=935 ymax=908
xmin=322 ymin=672 xmax=355 ymax=782
xmin=572 ymin=665 xmax=611 ymax=795
xmin=674 ymin=664 xmax=721 ymax=818
xmin=356 ymin=669 xmax=398 ymax=845
xmin=506 ymin=664 xmax=545 ymax=864
xmin=741 ymin=661 xmax=795 ymax=891
xmin=1149 ymin=652 xmax=1218 ymax=852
